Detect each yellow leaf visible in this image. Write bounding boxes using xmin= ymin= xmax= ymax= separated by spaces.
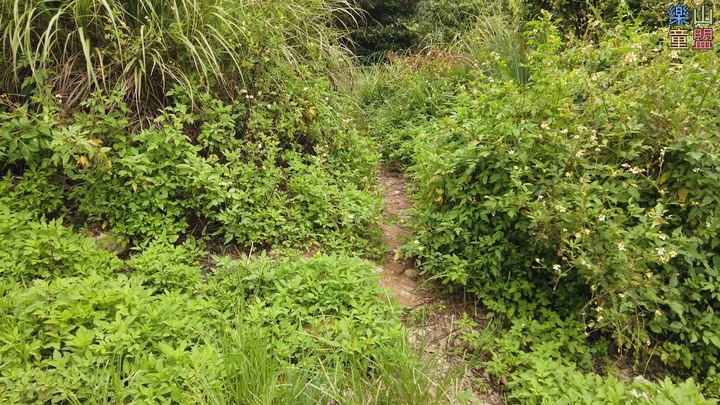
xmin=659 ymin=171 xmax=671 ymax=185
xmin=77 ymin=155 xmax=90 ymax=167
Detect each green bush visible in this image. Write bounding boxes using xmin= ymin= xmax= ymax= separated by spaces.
xmin=392 ymin=13 xmax=720 ymax=394
xmin=0 ymin=77 xmax=382 ymax=252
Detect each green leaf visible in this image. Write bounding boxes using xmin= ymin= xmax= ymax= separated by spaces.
xmin=68 ymin=327 xmax=95 ymax=349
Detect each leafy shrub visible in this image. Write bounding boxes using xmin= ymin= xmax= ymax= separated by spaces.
xmin=388 ymin=12 xmax=720 ymax=394
xmin=462 ymin=315 xmax=716 ymax=404
xmin=0 ymin=207 xmax=123 ymax=281
xmin=0 ymin=77 xmax=382 ymax=252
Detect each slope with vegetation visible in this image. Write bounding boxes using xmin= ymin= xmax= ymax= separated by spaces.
xmin=1 ymin=0 xmax=719 ymax=403
xmin=0 ymin=0 xmax=455 ymax=403
xmin=355 ymin=0 xmax=720 ymax=402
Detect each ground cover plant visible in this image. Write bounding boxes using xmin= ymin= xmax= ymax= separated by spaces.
xmin=0 ymin=217 xmax=450 ymax=403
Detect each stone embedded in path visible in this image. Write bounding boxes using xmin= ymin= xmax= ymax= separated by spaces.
xmin=384 ymin=259 xmax=406 ymax=274
xmin=403 ymin=268 xmax=419 ymax=278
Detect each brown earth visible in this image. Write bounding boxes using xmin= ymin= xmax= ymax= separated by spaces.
xmin=376 ymin=170 xmax=430 ymax=307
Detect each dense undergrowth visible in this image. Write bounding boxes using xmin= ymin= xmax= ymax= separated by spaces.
xmin=357 ymin=2 xmax=720 ymax=403
xmin=0 ymin=0 xmax=447 ymax=403
xmin=0 ymin=209 xmax=442 ymax=402
xmin=2 ymin=0 xmax=720 ymax=403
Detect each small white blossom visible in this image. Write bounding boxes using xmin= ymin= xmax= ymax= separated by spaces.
xmin=553 ymin=264 xmax=562 ymax=271
xmin=508 ymin=149 xmax=515 ymax=155
xmin=541 ymin=122 xmax=550 ymax=130
xmin=599 ymin=215 xmax=606 ymax=222
xmin=658 ymin=232 xmax=666 ymax=240
xmin=624 ymin=52 xmax=638 ymax=64
xmin=618 ymin=242 xmax=626 ymax=251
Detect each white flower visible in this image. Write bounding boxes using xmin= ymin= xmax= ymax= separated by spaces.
xmin=658 ymin=232 xmax=666 ymax=240
xmin=347 ymin=214 xmax=354 ymax=220
xmin=656 ymin=247 xmax=666 ymax=256
xmin=559 ymin=207 xmax=567 ymax=213
xmin=624 ymin=52 xmax=638 ymax=64
xmin=508 ymin=149 xmax=515 ymax=155
xmin=599 ymin=215 xmax=606 ymax=222
xmin=670 ymin=50 xmax=679 ymax=59
xmin=693 ymin=167 xmax=700 ymax=173
xmin=561 ymin=128 xmax=568 ymax=135
xmin=576 ymin=151 xmax=584 ymax=157
xmin=619 ymin=293 xmax=625 ymax=298
xmin=553 ymin=264 xmax=561 ymax=271
xmin=576 ymin=125 xmax=587 ymax=132
xmin=541 ymin=122 xmax=550 ymax=130
xmin=618 ymin=242 xmax=626 ymax=251
xmin=574 ymin=135 xmax=580 ymax=139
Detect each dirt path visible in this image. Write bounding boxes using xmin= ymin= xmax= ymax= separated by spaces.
xmin=376 ymin=170 xmax=429 ymax=307
xmin=376 ymin=169 xmax=505 ymax=405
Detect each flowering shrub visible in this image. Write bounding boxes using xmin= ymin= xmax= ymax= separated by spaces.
xmin=401 ymin=14 xmax=720 ymax=392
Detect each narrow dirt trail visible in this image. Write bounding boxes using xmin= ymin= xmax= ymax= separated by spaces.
xmin=376 ymin=170 xmax=429 ymax=307
xmin=376 ymin=169 xmax=505 ymax=404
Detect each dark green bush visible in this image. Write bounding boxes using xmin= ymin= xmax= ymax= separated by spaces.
xmin=394 ymin=13 xmax=720 ymax=393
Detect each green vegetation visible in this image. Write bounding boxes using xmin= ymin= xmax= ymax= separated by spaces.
xmin=2 ymin=0 xmax=720 ymax=403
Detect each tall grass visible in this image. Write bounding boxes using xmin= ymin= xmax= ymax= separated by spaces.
xmin=0 ymin=0 xmax=358 ymax=114
xmin=69 ymin=324 xmax=460 ymax=404
xmin=456 ymin=0 xmax=529 ymax=84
